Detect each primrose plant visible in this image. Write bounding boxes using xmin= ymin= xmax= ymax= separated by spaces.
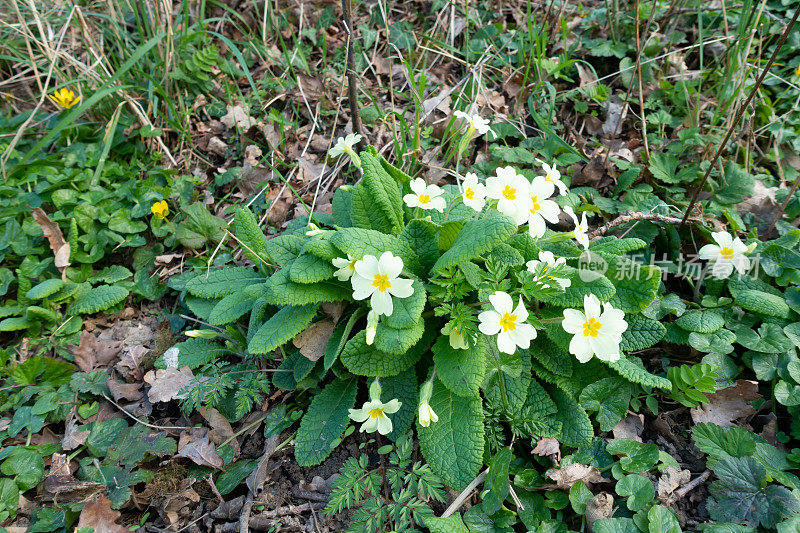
xmin=175 ymin=124 xmax=678 ymax=490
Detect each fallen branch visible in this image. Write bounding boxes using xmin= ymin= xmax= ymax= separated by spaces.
xmin=588 ymin=211 xmax=701 ymax=240
xmin=665 ymin=470 xmax=711 ymax=506
xmin=441 ymin=468 xmax=489 ymax=518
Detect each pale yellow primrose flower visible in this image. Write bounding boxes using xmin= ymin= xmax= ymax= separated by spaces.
xmin=525 ymin=177 xmax=561 ymax=238
xmin=697 ymin=231 xmax=750 ymax=279
xmin=442 ymin=322 xmax=468 ymax=350
xmin=562 ymin=294 xmax=627 ymax=363
xmin=461 ymin=172 xmax=487 ymax=212
xmin=418 ymin=380 xmax=438 ymax=428
xmin=526 ymin=251 xmax=572 ymax=290
xmin=478 ymin=291 xmax=538 ymax=355
xmin=350 ymin=252 xmax=414 ymax=317
xmin=536 ymin=159 xmax=568 ymax=196
xmin=328 ymin=133 xmax=363 ymax=167
xmin=454 ymin=110 xmax=492 ymax=137
xmin=332 ymin=254 xmax=358 ymax=282
xmin=49 ymin=87 xmax=81 ymax=109
xmin=486 ymin=166 xmax=533 ymax=225
xmin=403 ymin=178 xmax=446 ymax=212
xmin=564 ymin=205 xmax=590 ymax=249
xmin=349 ymin=380 xmax=401 ymax=435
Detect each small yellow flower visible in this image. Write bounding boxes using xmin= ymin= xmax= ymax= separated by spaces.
xmin=796 ymin=63 xmax=800 ymax=77
xmin=151 ymin=200 xmax=169 ymax=220
xmin=48 ymin=88 xmax=81 ymax=109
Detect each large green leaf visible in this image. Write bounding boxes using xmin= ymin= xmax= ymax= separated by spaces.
xmin=331 ymin=227 xmax=421 ymax=276
xmin=289 ymin=253 xmax=336 ymax=284
xmin=263 ymin=268 xmax=351 ymax=306
xmin=384 ymin=281 xmax=426 ymax=330
xmin=295 ymin=378 xmax=358 ymax=466
xmin=248 ymin=304 xmax=319 ymax=354
xmin=620 ymin=313 xmax=666 ymax=351
xmin=418 ymin=379 xmax=484 ymax=489
xmin=431 ymin=213 xmax=517 ymax=273
xmin=374 ymin=317 xmax=425 ymax=355
xmin=361 ymin=152 xmax=404 ymax=235
xmin=433 ymin=335 xmax=485 ymax=397
xmin=70 ymin=285 xmax=129 ymax=315
xmin=340 ymin=330 xmax=427 ymax=376
xmin=233 ymin=206 xmax=269 ymax=265
xmin=185 ymin=267 xmax=265 ymax=298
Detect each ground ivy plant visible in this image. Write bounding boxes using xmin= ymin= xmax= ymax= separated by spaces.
xmin=174 ymin=137 xmax=676 ymax=490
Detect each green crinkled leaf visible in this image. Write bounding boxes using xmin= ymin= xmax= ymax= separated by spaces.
xmin=176 ymin=203 xmax=226 ymax=249
xmin=691 ymin=423 xmax=756 ymax=468
xmin=529 ymin=335 xmax=573 ymax=377
xmin=431 ymin=213 xmax=517 ymax=273
xmin=605 ymin=256 xmax=660 ymax=313
xmin=424 ymin=514 xmax=469 ymax=533
xmin=380 ymin=372 xmax=418 ymax=442
xmin=263 ymin=268 xmax=351 ymax=306
xmin=483 ymin=343 xmax=530 ymax=413
xmin=185 ymin=267 xmax=265 ymax=298
xmin=418 ymin=379 xmax=484 ymax=490
xmin=384 ymin=280 xmax=426 ymax=330
xmin=620 ymin=313 xmax=666 ymax=351
xmin=273 ymin=350 xmax=317 ymax=390
xmin=156 ymin=338 xmax=228 ymax=369
xmin=506 ymin=232 xmax=540 ymax=261
xmin=208 ymin=293 xmax=256 ymax=325
xmin=185 ymin=295 xmax=217 ymax=321
xmin=105 ymin=425 xmax=176 ymax=466
xmin=340 ymin=329 xmax=428 ymax=376
xmin=330 ymin=227 xmax=421 ymax=276
xmin=488 ymin=243 xmax=525 ymax=266
xmin=374 ymin=316 xmax=425 ymax=355
xmin=540 ymin=274 xmax=616 ymax=308
xmin=482 ymin=447 xmax=512 ymax=514
xmin=433 ymin=335 xmax=485 ymax=397
xmin=289 ymin=253 xmax=336 ymax=284
xmin=332 ymin=187 xmax=353 ymax=228
xmin=295 ymin=378 xmax=358 ymax=466
xmin=0 ymin=316 xmax=29 ymax=331
xmin=350 ymin=182 xmax=395 ymax=234
xmin=399 ymin=219 xmax=440 ymax=274
xmin=549 ymin=386 xmax=593 ymax=447
xmin=248 ymin=304 xmax=319 ymax=354
xmin=234 ymin=206 xmax=269 ymax=265
xmin=70 ymin=285 xmax=129 ymax=315
xmin=589 ymin=237 xmax=647 ymax=255
xmin=605 ymin=356 xmax=672 ymax=390
xmin=514 ymin=379 xmax=559 ymax=437
xmin=734 ymin=290 xmax=791 ymax=319
xmin=26 ymin=279 xmax=65 ymax=300
xmin=580 ymin=377 xmax=632 ymax=431
xmin=728 ymin=275 xmax=782 ymax=298
xmin=265 ymin=234 xmax=304 ymax=266
xmin=689 ymin=329 xmax=736 ymax=354
xmin=676 ymin=310 xmax=725 ymax=333
xmin=303 ymin=235 xmax=341 ymax=261
xmin=361 ymin=152 xmax=404 ymax=235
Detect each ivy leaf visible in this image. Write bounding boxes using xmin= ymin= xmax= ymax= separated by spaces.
xmin=249 ymin=304 xmax=318 ymax=355
xmin=606 ymin=439 xmax=660 ymax=473
xmin=707 ymin=456 xmax=799 ymax=528
xmin=418 ymin=379 xmax=484 ymax=489
xmin=579 ymin=377 xmax=632 ymax=431
xmin=482 ymin=448 xmax=512 ymax=515
xmin=431 ymin=213 xmax=517 ymax=274
xmin=433 ymin=335 xmax=485 ymax=397
xmin=616 ymin=474 xmax=654 ymax=511
xmin=295 ymin=378 xmax=358 ymax=467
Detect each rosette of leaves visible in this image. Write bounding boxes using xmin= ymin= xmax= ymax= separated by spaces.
xmin=177 ymin=145 xmax=672 ymax=490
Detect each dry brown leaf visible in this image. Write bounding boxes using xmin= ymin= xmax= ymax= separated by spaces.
xmin=71 ymin=331 xmax=122 ymax=372
xmin=62 ymin=419 xmax=90 ymax=450
xmin=293 ymin=319 xmax=335 ymax=362
xmin=31 ymin=207 xmax=70 ymax=273
xmin=296 ymin=72 xmax=324 ymax=101
xmin=656 ymin=465 xmax=691 ymax=501
xmin=106 ymin=379 xmax=143 ymax=402
xmin=544 ymin=463 xmax=604 ymax=490
xmin=177 ymin=433 xmax=224 ymax=469
xmin=206 ymin=136 xmax=229 ymax=156
xmin=220 ymin=103 xmax=255 ymax=130
xmin=612 ymin=413 xmax=645 ymax=442
xmin=199 ymin=406 xmax=239 ymax=457
xmin=532 ymin=437 xmax=561 ymax=465
xmin=322 ymin=302 xmax=346 ymax=324
xmin=76 ymin=495 xmax=129 ymax=533
xmin=690 ymin=379 xmax=760 ymax=427
xmin=114 ymin=345 xmax=148 ymax=381
xmin=575 ymin=63 xmax=598 ymax=88
xmin=42 ymin=453 xmax=104 ymax=502
xmin=143 ymin=367 xmax=195 ymax=403
xmin=586 ymin=492 xmax=615 ymax=531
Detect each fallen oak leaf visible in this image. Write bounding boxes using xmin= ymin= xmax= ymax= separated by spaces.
xmin=532 ymin=437 xmax=561 ymax=465
xmin=543 ymin=463 xmax=605 ymax=490
xmin=199 ymin=406 xmax=239 ymax=457
xmin=143 ymin=366 xmax=195 ymax=403
xmin=76 ymin=494 xmax=129 ymax=533
xmin=690 ymin=379 xmax=760 ymax=427
xmin=71 ymin=330 xmax=122 ymax=372
xmin=106 ymin=378 xmax=143 ymax=403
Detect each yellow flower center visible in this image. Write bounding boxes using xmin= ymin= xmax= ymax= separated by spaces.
xmin=372 ymin=274 xmax=391 ymax=292
xmin=499 ymin=312 xmax=517 ymax=332
xmin=582 ymin=317 xmax=602 ymax=337
xmin=348 ymin=260 xmax=356 ymax=271
xmin=419 ymin=194 xmax=431 ymax=204
xmin=530 ymin=195 xmax=541 ymax=213
xmin=720 ymin=246 xmax=735 ymax=260
xmin=546 ymin=173 xmax=553 ymax=181
xmin=465 ymin=188 xmax=475 ymax=200
xmin=368 ymin=407 xmax=385 ymax=419
xmin=501 ymin=185 xmax=517 ymax=200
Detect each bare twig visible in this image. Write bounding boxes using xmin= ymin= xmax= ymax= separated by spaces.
xmin=766 ymin=166 xmax=800 ymax=236
xmin=240 ymin=434 xmax=280 ymax=533
xmin=665 ymin=470 xmax=711 ymax=506
xmin=341 ymin=0 xmax=364 ymax=142
xmin=441 ymin=468 xmax=489 ymax=518
xmin=588 ymin=211 xmax=701 ymax=240
xmin=680 ymin=4 xmax=800 ymax=228
xmin=102 ymin=394 xmax=191 ymax=431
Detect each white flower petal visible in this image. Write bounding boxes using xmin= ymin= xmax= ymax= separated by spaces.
xmin=388 ymin=277 xmax=414 ymax=298
xmin=478 ymin=310 xmax=501 ymax=335
xmin=488 ymin=291 xmax=514 ymax=313
xmin=378 ymin=251 xmax=404 ymax=279
xmin=371 ymin=290 xmax=394 ymax=316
